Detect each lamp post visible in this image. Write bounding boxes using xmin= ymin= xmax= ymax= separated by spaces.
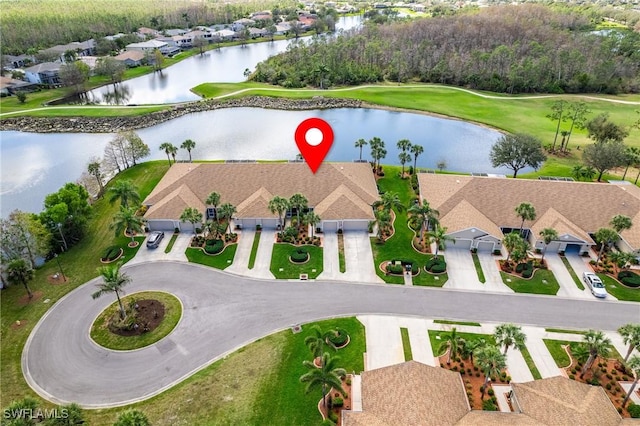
xmin=57 ymin=223 xmax=68 ymax=251
xmin=54 ymin=253 xmax=66 ymax=282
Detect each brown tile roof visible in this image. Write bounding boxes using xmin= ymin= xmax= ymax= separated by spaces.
xmin=144 ymin=184 xmax=204 ymax=220
xmin=114 ymin=50 xmax=145 ymax=62
xmin=530 ymin=207 xmax=594 ymax=244
xmin=417 ymin=174 xmax=640 ymax=249
xmin=344 ymin=361 xmax=470 ymax=426
xmin=456 ymin=411 xmax=539 ymax=425
xmin=440 ymin=200 xmax=504 ymax=239
xmin=511 ymin=376 xmax=622 ymax=425
xmin=144 ymin=163 xmax=378 ymax=221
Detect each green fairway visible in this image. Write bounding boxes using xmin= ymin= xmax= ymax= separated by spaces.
xmin=270 ymin=244 xmax=323 ymax=279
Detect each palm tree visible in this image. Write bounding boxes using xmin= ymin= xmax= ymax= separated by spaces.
xmin=622 ymin=355 xmax=640 ymax=408
xmin=503 ymin=232 xmax=524 ymax=262
xmin=475 ymin=345 xmax=507 ymax=399
xmin=180 ymin=207 xmax=203 ymax=234
xmin=622 ymin=147 xmax=640 ymax=180
xmin=580 ymin=330 xmax=611 ymax=377
xmin=610 ymin=214 xmax=633 ymax=234
xmin=7 ymin=258 xmax=34 ymax=299
xmin=217 ymin=203 xmax=237 ymax=234
xmin=87 ymin=161 xmax=104 ymax=194
xmin=374 ymin=191 xmax=404 ymax=213
xmin=111 ymin=206 xmax=144 ymax=245
xmin=396 ymin=138 xmax=412 ymax=154
xmin=268 ymin=196 xmax=290 ymax=230
xmin=374 ymin=209 xmax=391 ymax=241
xmin=206 ymin=192 xmax=221 ymax=222
xmin=93 ymin=262 xmax=131 ymax=320
xmin=300 ymin=353 xmax=346 ymax=409
xmin=539 ymin=228 xmax=558 ymax=261
xmin=408 ymin=199 xmax=439 ymax=245
xmin=369 ymin=137 xmax=385 ymax=171
xmin=302 ymin=211 xmax=321 ymax=238
xmin=462 ymin=338 xmax=487 ymax=365
xmin=398 ymin=151 xmax=412 ymax=176
xmin=108 ymin=180 xmax=141 ymax=209
xmin=314 ymin=64 xmax=329 ymax=89
xmin=515 ymin=202 xmax=536 ymax=237
xmin=289 ymin=193 xmax=308 ymax=225
xmin=438 ymin=327 xmax=466 ymax=364
xmin=180 ymin=139 xmax=196 ymax=162
xmin=594 ymin=227 xmax=619 ymax=263
xmin=305 ymin=325 xmax=332 ymax=364
xmin=610 ymin=251 xmax=635 ymax=270
xmin=581 ymin=166 xmax=596 ymax=181
xmin=168 ymin=144 xmax=178 ymax=164
xmin=354 ymin=138 xmax=367 ymax=161
xmin=494 ymin=323 xmax=526 ymax=355
xmin=571 ymin=165 xmax=584 ymax=181
xmin=159 ymin=142 xmax=176 ymax=166
xmin=410 ymin=144 xmax=424 ymax=174
xmin=428 ymin=225 xmax=454 ymax=258
xmin=618 ymin=324 xmax=640 ymax=362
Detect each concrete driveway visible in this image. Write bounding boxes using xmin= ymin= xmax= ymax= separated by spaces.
xmin=318 ymin=231 xmax=341 ymax=280
xmin=564 ymin=253 xmax=618 ymax=301
xmin=23 ymin=262 xmax=639 ymax=407
xmin=342 ymin=231 xmax=384 ymax=283
xmin=477 ymin=252 xmax=514 ymax=293
xmin=226 ymin=229 xmax=255 ymax=275
xmin=128 ymin=232 xmax=190 ymax=265
xmin=443 ymin=248 xmax=482 ymax=291
xmin=544 ymin=254 xmax=592 ymax=299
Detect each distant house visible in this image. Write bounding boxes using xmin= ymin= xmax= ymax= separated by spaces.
xmin=164 ymin=28 xmax=188 ymax=37
xmin=24 ymin=62 xmax=62 ymax=86
xmin=274 ymin=23 xmax=291 ymax=35
xmin=251 ymin=11 xmax=273 ymax=21
xmin=114 ymin=50 xmax=145 ymax=67
xmin=3 ymin=54 xmax=35 ymax=69
xmin=211 ymin=29 xmax=236 ymax=41
xmin=105 ymin=33 xmax=126 ymax=41
xmin=186 ymin=30 xmax=212 ymax=42
xmin=248 ymin=27 xmax=267 ymax=38
xmin=412 ymin=4 xmax=426 ymax=12
xmin=298 ymin=16 xmax=317 ymax=30
xmin=137 ymin=27 xmax=160 ymax=39
xmin=78 ymin=56 xmax=99 ymax=71
xmin=39 ymin=39 xmax=96 ymax=63
xmin=0 ymin=76 xmax=37 ymax=95
xmin=231 ymin=18 xmax=256 ymax=31
xmin=126 ymin=39 xmax=168 ymax=52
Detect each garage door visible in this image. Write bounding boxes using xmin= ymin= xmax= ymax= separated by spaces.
xmin=323 ymin=221 xmax=339 ymax=232
xmin=342 ymin=220 xmax=368 ymax=231
xmin=477 ymin=241 xmax=495 ymax=252
xmin=239 ymin=219 xmax=256 ymax=229
xmin=447 ymin=239 xmax=471 ymax=250
xmin=261 ymin=218 xmax=279 ymax=229
xmin=147 ymin=220 xmax=175 ymax=231
xmin=546 ymin=242 xmax=561 ymax=253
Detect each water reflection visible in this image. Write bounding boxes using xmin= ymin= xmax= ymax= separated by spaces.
xmin=101 ymin=84 xmax=132 ymax=105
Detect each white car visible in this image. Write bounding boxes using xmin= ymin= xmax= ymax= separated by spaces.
xmin=582 ymin=272 xmax=607 ymax=298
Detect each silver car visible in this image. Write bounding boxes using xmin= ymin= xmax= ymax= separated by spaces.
xmin=146 ymin=231 xmax=165 ymax=248
xmin=582 ymin=272 xmax=607 ymax=298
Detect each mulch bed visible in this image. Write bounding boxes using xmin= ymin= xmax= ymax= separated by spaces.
xmin=319 ymin=375 xmax=353 ymax=426
xmin=17 ymin=291 xmax=43 ymax=307
xmin=47 ymin=274 xmax=68 ymax=285
xmin=109 ymin=299 xmax=165 ymax=337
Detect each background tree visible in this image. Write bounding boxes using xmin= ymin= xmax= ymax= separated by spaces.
xmin=610 ymin=214 xmax=633 ymax=234
xmin=475 ymin=345 xmax=506 ymax=400
xmin=618 ymin=323 xmax=640 ymax=362
xmin=87 ymin=158 xmax=104 ymax=195
xmin=302 ymin=211 xmax=321 ymax=238
xmin=159 ymin=142 xmax=176 ymax=166
xmin=113 ymin=409 xmax=151 ymax=426
xmin=621 ymin=147 xmax=640 ymax=180
xmin=438 ymin=327 xmax=465 ymax=364
xmin=111 ymin=207 xmax=144 ymax=245
xmin=546 ymin=100 xmax=566 ymax=151
xmin=299 ymin=352 xmax=346 ymax=410
xmin=586 ymin=113 xmax=629 ymax=145
xmin=153 ymin=49 xmax=165 ymax=72
xmin=563 ymin=102 xmax=590 ymax=151
xmin=180 ymin=207 xmax=203 ymax=234
xmin=0 ymin=210 xmax=51 ymax=268
xmin=579 ymin=330 xmax=611 ymax=377
xmin=622 ymin=355 xmax=640 ymax=409
xmin=594 ymin=227 xmax=619 ymax=263
xmin=515 ymin=202 xmax=536 ymax=237
xmin=16 ymin=91 xmax=26 ymax=104
xmin=268 ymin=196 xmax=289 ymax=230
xmin=396 ymin=139 xmax=412 ymax=154
xmin=398 ymin=151 xmax=411 ymax=176
xmin=193 ymin=37 xmax=207 ymax=55
xmin=489 ymin=133 xmax=546 ymax=178
xmin=40 ymin=182 xmax=92 ymax=250
xmin=205 ymin=192 xmax=221 ymax=222
xmin=108 ymin=180 xmax=141 ymax=209
xmin=369 ymin=137 xmax=386 ymax=171
xmin=7 ymin=258 xmax=35 ymax=299
xmin=217 ymin=203 xmax=236 ymax=234
xmin=582 ymin=166 xmax=596 ymax=181
xmin=59 ymin=61 xmax=90 ymax=95
xmin=571 ymin=164 xmax=584 ymax=181
xmin=494 ymin=323 xmax=526 ymax=355
xmin=121 ymin=131 xmax=150 ymax=166
xmin=539 ymin=227 xmax=558 ymax=261
xmin=180 ymin=139 xmax=196 ymax=162
xmin=354 ymin=138 xmax=367 ymax=161
xmin=93 ymin=262 xmax=131 ymax=320
xmin=94 ymin=57 xmax=126 ymax=84
xmin=410 ymin=144 xmax=424 ymax=174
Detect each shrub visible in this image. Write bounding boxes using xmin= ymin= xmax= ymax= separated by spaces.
xmin=606 ymin=374 xmax=612 ymax=380
xmin=522 ymin=268 xmax=533 ymax=278
xmin=606 ymin=383 xmax=612 ymax=390
xmin=493 ymin=249 xmax=502 ymax=255
xmin=386 ymin=263 xmax=404 ymax=275
xmin=328 ymin=411 xmax=339 ymax=423
xmin=204 ymin=239 xmax=224 ymax=254
xmin=174 ymin=227 xmax=180 ymax=233
xmin=345 ymin=377 xmax=352 ymax=386
xmin=101 ymin=245 xmax=121 ymax=261
xmin=569 ymin=374 xmax=575 ymax=380
xmin=482 ymin=399 xmax=498 ymax=411
xmin=516 ymin=263 xmax=525 ymax=273
xmin=571 ymin=368 xmax=577 ymax=374
xmin=328 ymin=329 xmax=349 ymax=347
xmin=629 ymin=403 xmax=640 ymax=418
xmin=488 ymin=388 xmax=495 ymax=396
xmin=476 ymin=372 xmax=481 ymax=377
xmin=332 ymin=397 xmax=344 ymax=408
xmin=290 ymin=248 xmax=309 ymax=263
xmin=618 ymin=270 xmax=640 ymax=287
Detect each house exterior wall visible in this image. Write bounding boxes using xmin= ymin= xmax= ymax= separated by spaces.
xmin=446 ymin=228 xmax=501 ymax=251
xmin=533 ymin=235 xmax=589 ymax=254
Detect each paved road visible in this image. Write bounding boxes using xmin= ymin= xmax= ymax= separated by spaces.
xmin=23 ymin=262 xmax=639 ymax=408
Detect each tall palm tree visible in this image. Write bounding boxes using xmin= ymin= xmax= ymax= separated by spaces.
xmin=93 ymin=262 xmax=131 ymax=320
xmin=168 ymin=144 xmax=178 ymax=164
xmin=374 ymin=191 xmax=404 ymax=213
xmin=408 ymin=199 xmax=439 ymax=245
xmin=7 ymin=258 xmax=34 ymax=299
xmin=438 ymin=327 xmax=466 ymax=364
xmin=494 ymin=323 xmax=526 ymax=355
xmin=268 ymin=196 xmax=290 ymax=230
xmin=374 ymin=209 xmax=391 ymax=241
xmin=354 ymin=138 xmax=367 ymax=161
xmin=580 ymin=329 xmax=611 ymax=377
xmin=462 ymin=338 xmax=487 ymax=365
xmin=217 ymin=203 xmax=237 ymax=234
xmin=111 ymin=206 xmax=144 ymax=245
xmin=300 ymin=353 xmax=346 ymax=409
xmin=396 ymin=139 xmax=412 ymax=154
xmin=289 ymin=193 xmax=308 ymax=225
xmin=180 ymin=207 xmax=203 ymax=234
xmin=621 ymin=147 xmax=640 ymax=180
xmin=159 ymin=142 xmax=176 ymax=166
xmin=108 ymin=180 xmax=141 ymax=209
xmin=571 ymin=165 xmax=584 ymax=181
xmin=428 ymin=225 xmax=454 ymax=258
xmin=305 ymin=325 xmax=332 ymax=364
xmin=622 ymin=355 xmax=640 ymax=408
xmin=369 ymin=137 xmax=385 ymax=171
xmin=410 ymin=144 xmax=424 ymax=174
xmin=610 ymin=214 xmax=633 ymax=234
xmin=398 ymin=151 xmax=412 ymax=176
xmin=475 ymin=345 xmax=507 ymax=399
xmin=515 ymin=202 xmax=536 ymax=237
xmin=594 ymin=227 xmax=619 ymax=263
xmin=180 ymin=139 xmax=196 ymax=162
xmin=503 ymin=232 xmax=524 ymax=262
xmin=302 ymin=211 xmax=321 ymax=238
xmin=618 ymin=323 xmax=640 ymax=362
xmin=206 ymin=192 xmax=221 ymax=222
xmin=539 ymin=228 xmax=558 ymax=261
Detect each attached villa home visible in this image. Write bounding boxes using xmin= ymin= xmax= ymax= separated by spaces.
xmin=142 ymin=162 xmax=379 ymax=232
xmin=23 ymin=62 xmax=62 ymax=86
xmin=0 ymin=76 xmax=37 ymax=95
xmin=125 ymin=40 xmax=180 ymax=56
xmin=114 ymin=50 xmax=146 ymax=67
xmin=343 ymin=361 xmax=631 ymax=425
xmin=418 ymin=174 xmax=640 ymax=255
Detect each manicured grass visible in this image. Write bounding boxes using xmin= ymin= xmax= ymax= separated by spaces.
xmin=270 ymin=243 xmax=323 ymax=279
xmin=500 ymin=269 xmax=560 ymax=295
xmin=543 ymin=339 xmax=574 ymax=368
xmin=90 ymin=291 xmax=182 ymax=350
xmin=519 ymin=345 xmax=543 ymax=380
xmin=559 ymin=255 xmax=585 ymax=290
xmin=428 ymin=330 xmax=496 ymax=357
xmin=338 ymin=233 xmax=346 ymax=273
xmin=545 ymin=328 xmax=587 ymax=335
xmin=412 ymin=270 xmax=448 ymax=287
xmin=185 ymin=245 xmax=237 ymax=270
xmin=163 ymin=233 xmax=178 ymax=254
xmin=598 ymin=273 xmax=640 ymax=302
xmin=400 ymin=327 xmax=413 ymax=361
xmin=433 ymin=320 xmax=482 ymax=327
xmin=472 ymin=253 xmax=486 ymax=283
xmin=247 ymin=230 xmax=261 ymax=269
xmin=0 ymin=161 xmax=167 ymax=406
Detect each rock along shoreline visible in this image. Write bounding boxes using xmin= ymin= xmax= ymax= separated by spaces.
xmin=0 ymin=96 xmax=363 ymax=134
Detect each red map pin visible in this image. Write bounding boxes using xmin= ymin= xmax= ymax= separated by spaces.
xmin=294 ymin=118 xmax=334 ymax=174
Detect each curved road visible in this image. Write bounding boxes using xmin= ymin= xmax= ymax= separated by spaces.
xmin=23 ymin=262 xmax=639 ymax=408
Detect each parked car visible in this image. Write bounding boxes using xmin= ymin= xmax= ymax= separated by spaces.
xmin=146 ymin=231 xmax=165 ymax=248
xmin=582 ymin=271 xmax=607 ymax=298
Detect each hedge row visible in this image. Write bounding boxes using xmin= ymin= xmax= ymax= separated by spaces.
xmin=618 ymin=271 xmax=640 ymax=288
xmin=101 ymin=245 xmax=121 ymax=261
xmin=425 ymin=257 xmax=446 ymax=273
xmin=204 ymin=239 xmax=224 ymax=255
xmin=386 ymin=264 xmax=404 ymax=274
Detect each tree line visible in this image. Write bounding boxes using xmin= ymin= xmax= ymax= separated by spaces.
xmin=252 ymin=4 xmax=640 ymax=94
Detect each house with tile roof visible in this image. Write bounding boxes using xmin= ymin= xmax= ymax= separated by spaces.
xmin=417 ymin=174 xmax=640 ymax=255
xmin=142 ymin=162 xmax=379 ymax=232
xmin=343 ymin=361 xmax=629 ymax=425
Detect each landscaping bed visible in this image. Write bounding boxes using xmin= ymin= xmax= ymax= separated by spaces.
xmin=270 ymin=243 xmax=323 ymax=279
xmin=276 ymin=225 xmax=321 ymax=246
xmin=186 ymin=245 xmax=237 ymax=270
xmin=100 ymin=245 xmax=123 ymax=263
xmin=500 ymin=269 xmax=560 ymax=295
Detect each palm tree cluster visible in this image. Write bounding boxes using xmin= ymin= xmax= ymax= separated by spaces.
xmin=200 ymin=191 xmax=237 ymax=241
xmin=159 ymin=139 xmax=197 ymax=166
xmin=356 ymin=138 xmax=424 ymax=176
xmin=108 ymin=180 xmax=145 ymax=245
xmin=266 ymin=193 xmax=321 ymax=239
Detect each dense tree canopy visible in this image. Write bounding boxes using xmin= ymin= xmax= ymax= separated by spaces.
xmin=252 ymin=4 xmax=639 ymax=94
xmin=489 ymin=134 xmax=546 ymax=178
xmin=40 ymin=182 xmax=92 ymax=251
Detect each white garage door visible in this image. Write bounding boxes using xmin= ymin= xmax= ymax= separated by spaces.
xmin=239 ymin=219 xmax=256 ymax=229
xmin=545 ymin=242 xmax=561 ymax=253
xmin=342 ymin=220 xmax=368 ymax=231
xmin=261 ymin=218 xmax=279 ymax=229
xmin=147 ymin=220 xmax=175 ymax=231
xmin=477 ymin=241 xmax=495 ymax=252
xmin=448 ymin=239 xmax=471 ymax=250
xmin=323 ymin=221 xmax=339 ymax=232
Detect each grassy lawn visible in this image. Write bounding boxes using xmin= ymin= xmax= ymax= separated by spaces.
xmin=433 ymin=320 xmax=481 ymax=327
xmin=543 ymin=339 xmax=579 ymax=368
xmin=545 ymin=328 xmax=587 ymax=335
xmin=520 ymin=345 xmax=543 ymax=380
xmin=185 ymin=245 xmax=237 ymax=270
xmin=85 ymin=317 xmax=364 ymax=425
xmin=598 ymin=273 xmax=640 ymax=302
xmin=90 ymin=291 xmax=182 ymax=350
xmin=0 ymin=161 xmax=168 ymax=406
xmin=163 ymin=233 xmax=178 ymax=253
xmin=247 ymin=230 xmax=261 ymax=269
xmin=428 ymin=330 xmax=497 ymax=358
xmin=500 ymin=269 xmax=560 ymax=295
xmin=401 ymin=327 xmax=413 ymax=361
xmin=270 ymin=243 xmax=323 ymax=279
xmin=472 ymin=253 xmax=486 ymax=283
xmin=559 ymin=255 xmax=585 ymax=290
xmin=338 ymin=233 xmax=346 ymax=273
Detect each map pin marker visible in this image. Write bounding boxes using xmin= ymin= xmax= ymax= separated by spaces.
xmin=294 ymin=118 xmax=334 ymax=174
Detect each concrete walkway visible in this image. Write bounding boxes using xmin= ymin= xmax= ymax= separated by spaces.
xmin=251 ymin=229 xmax=276 ymax=279
xmin=443 ymin=248 xmax=481 ymax=291
xmin=521 ymin=327 xmax=563 ymax=378
xmin=343 ymin=231 xmax=383 ymax=283
xmin=545 ymin=254 xmax=591 ymax=299
xmin=478 ymin=252 xmax=514 ymax=293
xmin=403 ymin=272 xmax=413 ymax=285
xmin=317 ymin=232 xmax=341 ymax=281
xmin=506 ymin=348 xmax=534 ymax=383
xmin=225 ymin=229 xmax=255 ymax=275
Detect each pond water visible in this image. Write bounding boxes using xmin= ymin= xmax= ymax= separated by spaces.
xmin=0 ymin=107 xmax=518 ymax=216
